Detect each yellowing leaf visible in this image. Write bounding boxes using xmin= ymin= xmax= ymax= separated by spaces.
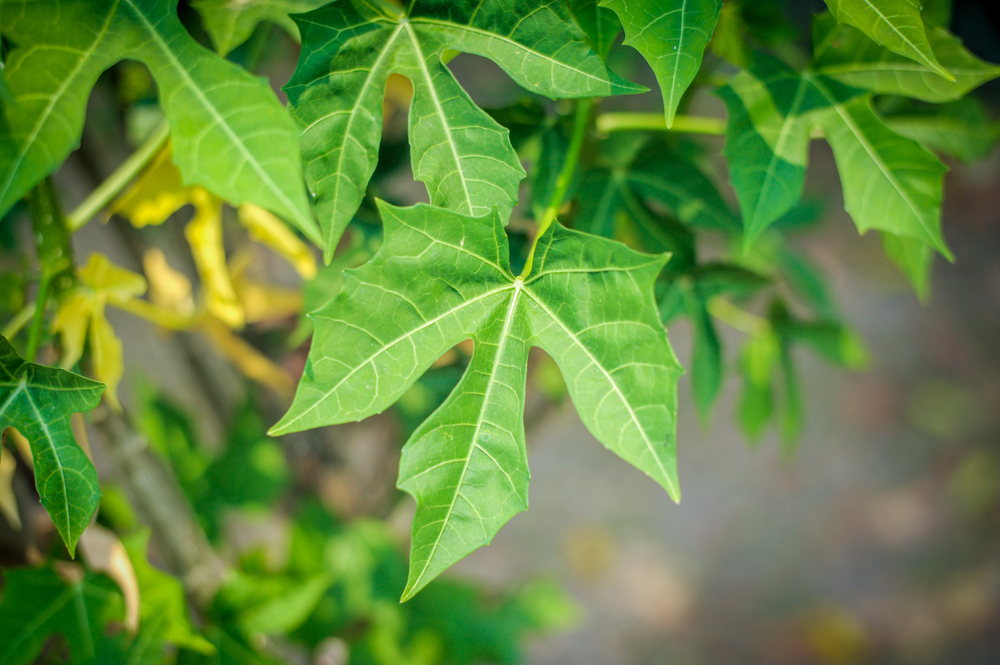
xmin=89 ymin=304 xmax=125 ymax=412
xmin=111 ymin=144 xmax=193 ymax=228
xmin=230 ymin=273 xmax=303 ymax=324
xmin=6 ymin=428 xmax=33 ymax=471
xmin=199 ymin=317 xmax=292 ymax=397
xmin=237 ymin=204 xmax=317 ymax=279
xmin=142 ymin=249 xmax=195 ymax=317
xmin=0 ymin=442 xmax=21 ymax=530
xmin=79 ymin=523 xmax=140 ymax=633
xmin=51 ymin=294 xmax=93 ymax=370
xmin=79 ymin=253 xmax=148 ymax=305
xmin=186 ymin=189 xmax=244 ymax=328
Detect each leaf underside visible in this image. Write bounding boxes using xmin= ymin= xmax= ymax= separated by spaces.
xmin=273 ymin=201 xmax=681 ymax=600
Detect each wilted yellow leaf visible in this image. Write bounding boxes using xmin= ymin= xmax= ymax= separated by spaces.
xmin=229 ymin=250 xmax=302 ymax=323
xmin=89 ymin=304 xmax=125 ymax=411
xmin=199 ymin=317 xmax=292 ymax=397
xmin=186 ymin=189 xmax=244 ymax=328
xmin=6 ymin=429 xmax=32 ymax=471
xmin=0 ymin=443 xmax=21 ymax=530
xmin=142 ymin=249 xmax=195 ymax=316
xmin=79 ymin=253 xmax=148 ymax=305
xmin=238 ymin=204 xmax=317 ymax=279
xmin=111 ymin=144 xmax=192 ymax=228
xmin=51 ymin=294 xmax=93 ymax=369
xmin=80 ymin=523 xmax=141 ymax=633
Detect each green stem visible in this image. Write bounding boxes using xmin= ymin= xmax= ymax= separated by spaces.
xmin=1 ymin=302 xmax=37 ymax=341
xmin=24 ymin=273 xmax=52 ymax=362
xmin=520 ymin=98 xmax=593 ymax=278
xmin=706 ymin=297 xmax=770 ymax=336
xmin=66 ymin=119 xmax=170 ymax=232
xmin=596 ymin=112 xmax=726 ymax=136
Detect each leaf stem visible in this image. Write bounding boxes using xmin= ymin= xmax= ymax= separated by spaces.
xmin=596 ymin=112 xmax=726 ymax=136
xmin=1 ymin=302 xmax=37 ymax=342
xmin=66 ymin=119 xmax=170 ymax=232
xmin=520 ymin=98 xmax=593 ymax=278
xmin=24 ymin=273 xmax=52 ymax=362
xmin=706 ymin=297 xmax=770 ymax=336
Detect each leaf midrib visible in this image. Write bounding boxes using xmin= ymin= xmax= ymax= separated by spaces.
xmin=405 ymin=281 xmax=524 ymax=597
xmin=120 ymin=0 xmax=315 ymax=237
xmin=0 ymin=0 xmax=121 ymax=207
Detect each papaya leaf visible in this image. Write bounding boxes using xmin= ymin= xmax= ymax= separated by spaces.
xmin=812 ymin=12 xmax=1000 ymax=103
xmin=736 ymin=331 xmax=777 ymax=442
xmin=882 ymin=98 xmax=1000 ymax=164
xmin=717 ymin=54 xmax=828 ymax=250
xmin=682 ymin=284 xmax=722 ymax=422
xmin=570 ymin=0 xmax=623 ymax=60
xmin=0 ymin=0 xmax=320 ymax=244
xmin=0 ymin=336 xmax=104 ymax=556
xmin=821 ymin=0 xmax=953 ymax=80
xmin=882 ymin=232 xmax=934 ymax=301
xmin=272 ymin=202 xmax=681 ymax=600
xmin=601 ymin=0 xmax=722 ymax=127
xmin=810 ymin=83 xmax=952 ymax=259
xmin=0 ymin=565 xmax=123 ymax=665
xmin=284 ymin=0 xmax=642 ymax=260
xmin=191 ymin=0 xmax=329 ymax=55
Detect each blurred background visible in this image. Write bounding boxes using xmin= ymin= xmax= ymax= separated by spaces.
xmin=3 ymin=1 xmax=1000 ymax=664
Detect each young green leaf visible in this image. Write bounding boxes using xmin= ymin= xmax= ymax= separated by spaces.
xmin=736 ymin=331 xmax=778 ymax=442
xmin=601 ymin=0 xmax=722 ymax=127
xmin=717 ymin=54 xmax=827 ymax=250
xmin=682 ymin=284 xmax=722 ymax=422
xmin=191 ymin=0 xmax=329 ymax=55
xmin=822 ymin=0 xmax=954 ymax=80
xmin=570 ymin=0 xmax=623 ymax=60
xmin=272 ymin=202 xmax=681 ymax=599
xmin=0 ymin=336 xmax=104 ymax=556
xmin=0 ymin=0 xmax=319 ymax=244
xmin=285 ymin=0 xmax=641 ymax=260
xmin=882 ymin=98 xmax=1000 ymax=164
xmin=811 ymin=84 xmax=952 ymax=259
xmin=812 ymin=12 xmax=1000 ymax=103
xmin=0 ymin=566 xmax=123 ymax=665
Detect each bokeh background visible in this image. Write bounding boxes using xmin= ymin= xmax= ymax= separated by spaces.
xmin=4 ymin=1 xmax=1000 ymax=664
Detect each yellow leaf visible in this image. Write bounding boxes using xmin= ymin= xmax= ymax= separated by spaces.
xmin=238 ymin=204 xmax=317 ymax=279
xmin=111 ymin=144 xmax=193 ymax=228
xmin=80 ymin=524 xmax=141 ymax=633
xmin=142 ymin=248 xmax=195 ymax=316
xmin=185 ymin=188 xmax=244 ymax=328
xmin=229 ymin=250 xmax=303 ymax=323
xmin=90 ymin=300 xmax=125 ymax=412
xmin=0 ymin=443 xmax=21 ymax=530
xmin=384 ymin=73 xmax=414 ymax=123
xmin=51 ymin=294 xmax=93 ymax=369
xmin=6 ymin=429 xmax=32 ymax=471
xmin=199 ymin=317 xmax=292 ymax=397
xmin=79 ymin=253 xmax=147 ymax=305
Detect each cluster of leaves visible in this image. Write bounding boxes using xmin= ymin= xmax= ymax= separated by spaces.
xmin=1 ymin=1 xmax=999 ymax=662
xmin=0 ymin=393 xmax=576 ymax=665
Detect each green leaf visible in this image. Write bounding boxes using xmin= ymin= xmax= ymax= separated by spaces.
xmin=821 ymin=0 xmax=954 ymax=80
xmin=285 ymin=0 xmax=641 ymax=261
xmin=0 ymin=565 xmax=123 ymax=665
xmin=811 ymin=84 xmax=952 ymax=259
xmin=882 ymin=98 xmax=1000 ymax=164
xmin=811 ymin=12 xmax=1000 ymax=103
xmin=882 ymin=232 xmax=933 ymax=301
xmin=191 ymin=0 xmax=329 ymax=55
xmin=0 ymin=336 xmax=104 ymax=556
xmin=736 ymin=331 xmax=777 ymax=442
xmin=0 ymin=0 xmax=319 ymax=244
xmin=717 ymin=54 xmax=828 ymax=250
xmin=570 ymin=0 xmax=623 ymax=60
xmin=691 ymin=262 xmax=770 ymax=301
xmin=682 ymin=284 xmax=722 ymax=422
xmin=237 ymin=573 xmax=334 ymax=636
xmin=601 ymin=0 xmax=722 ymax=127
xmin=273 ymin=201 xmax=681 ymax=600
xmin=122 ymin=531 xmax=216 ymax=655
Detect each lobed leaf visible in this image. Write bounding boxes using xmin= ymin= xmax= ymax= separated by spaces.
xmin=601 ymin=0 xmax=722 ymax=127
xmin=0 ymin=337 xmax=104 ymax=555
xmin=274 ymin=202 xmax=681 ymax=600
xmin=570 ymin=0 xmax=623 ymax=60
xmin=812 ymin=12 xmax=1000 ymax=103
xmin=191 ymin=0 xmax=329 ymax=55
xmin=0 ymin=0 xmax=319 ymax=244
xmin=285 ymin=0 xmax=642 ymax=259
xmin=822 ymin=0 xmax=953 ymax=80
